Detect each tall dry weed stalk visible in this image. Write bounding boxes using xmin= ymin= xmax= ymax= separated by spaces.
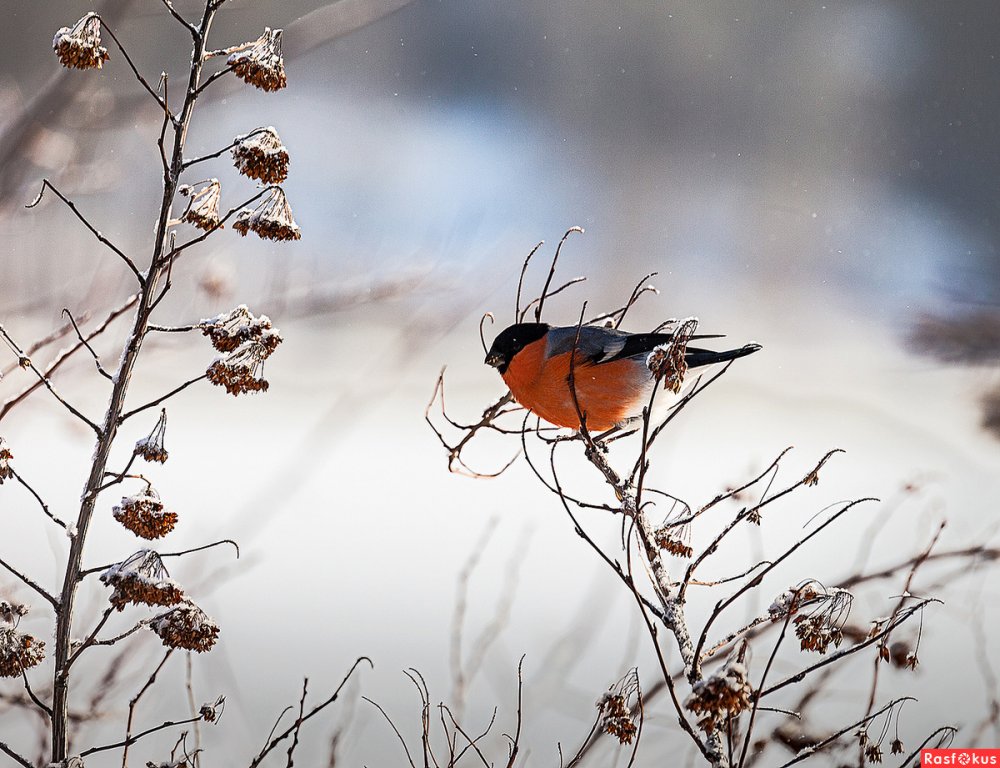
xmin=0 ymin=4 xmax=366 ymax=766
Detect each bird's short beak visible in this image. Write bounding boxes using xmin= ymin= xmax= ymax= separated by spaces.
xmin=484 ymin=351 xmax=503 ymax=368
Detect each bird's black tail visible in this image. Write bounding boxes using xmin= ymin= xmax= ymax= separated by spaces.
xmin=685 ymin=343 xmax=762 ymax=369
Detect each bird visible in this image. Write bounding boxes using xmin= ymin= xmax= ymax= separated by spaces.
xmin=484 ymin=322 xmax=761 ymax=431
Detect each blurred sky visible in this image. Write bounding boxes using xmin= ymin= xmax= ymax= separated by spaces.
xmin=2 ymin=1 xmax=1000 ymax=765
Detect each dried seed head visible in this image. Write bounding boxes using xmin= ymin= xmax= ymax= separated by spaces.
xmin=232 ymin=127 xmax=289 ymax=183
xmin=595 ymin=669 xmax=641 ymax=746
xmin=200 ymin=305 xmax=282 ymax=355
xmin=179 ymin=179 xmax=222 ymax=231
xmin=0 ymin=627 xmax=45 ymax=678
xmin=653 ymin=526 xmax=693 ymax=558
xmin=646 ymin=318 xmax=698 ymax=394
xmin=685 ymin=658 xmax=753 ymax=734
xmin=890 ymin=739 xmax=904 ymax=755
xmin=100 ymin=550 xmax=184 ymax=611
xmin=112 ymin=489 xmax=178 ymax=540
xmin=134 ymin=409 xmax=168 ymax=463
xmin=53 ymin=13 xmax=109 ymax=70
xmin=232 ymin=187 xmax=300 ymax=242
xmin=206 ymin=337 xmax=279 ymax=396
xmin=151 ymin=599 xmax=219 ymax=653
xmin=0 ymin=437 xmax=12 ymax=483
xmin=769 ymin=583 xmax=852 ymax=654
xmin=228 ymin=28 xmax=286 ymax=92
xmin=865 ymin=743 xmax=883 ymax=764
xmin=0 ymin=600 xmax=28 ymax=625
xmin=199 ymin=695 xmax=225 ymax=722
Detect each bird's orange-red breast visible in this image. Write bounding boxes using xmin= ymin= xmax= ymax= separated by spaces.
xmin=484 ymin=322 xmax=760 ymax=431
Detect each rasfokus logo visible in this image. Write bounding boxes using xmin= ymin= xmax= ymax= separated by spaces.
xmin=923 ymin=750 xmax=1000 ymax=765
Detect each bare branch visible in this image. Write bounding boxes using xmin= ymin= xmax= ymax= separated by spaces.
xmin=0 ymin=742 xmax=33 ymax=768
xmin=0 ymin=322 xmax=101 ymax=433
xmin=775 ymin=698 xmax=915 ymax=768
xmin=0 ymin=555 xmax=58 ymax=608
xmin=63 ymin=308 xmax=112 ymax=379
xmin=26 ymin=180 xmax=144 ymax=284
xmin=11 ymin=469 xmax=68 ymax=530
xmin=119 ymin=374 xmax=207 ymax=422
xmin=0 ymin=294 xmax=138 ymax=422
xmin=96 ymin=17 xmax=171 ymax=115
xmin=249 ymin=657 xmax=373 ymax=768
xmin=160 ymin=0 xmax=199 ymax=37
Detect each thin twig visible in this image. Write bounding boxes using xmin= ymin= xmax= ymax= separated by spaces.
xmin=121 ymin=650 xmax=174 ymax=768
xmin=182 ymin=127 xmax=270 ymax=170
xmin=160 ymin=0 xmax=199 ymax=36
xmin=11 ymin=469 xmax=67 ymax=530
xmin=0 ymin=323 xmax=101 ymax=434
xmin=63 ymin=308 xmax=112 ymax=379
xmin=0 ymin=742 xmax=33 ymax=768
xmin=775 ymin=698 xmax=915 ymax=767
xmin=119 ymin=374 xmax=207 ymax=422
xmin=0 ymin=555 xmax=58 ymax=608
xmin=97 ymin=17 xmax=171 ymax=115
xmin=26 ymin=180 xmax=144 ymax=284
xmin=0 ymin=294 xmax=138 ymax=422
xmin=249 ymin=657 xmax=373 ymax=768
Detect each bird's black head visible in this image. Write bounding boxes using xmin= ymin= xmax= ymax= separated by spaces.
xmin=484 ymin=322 xmax=549 ymax=374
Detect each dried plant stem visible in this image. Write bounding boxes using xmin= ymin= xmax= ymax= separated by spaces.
xmin=49 ymin=4 xmax=220 ymax=761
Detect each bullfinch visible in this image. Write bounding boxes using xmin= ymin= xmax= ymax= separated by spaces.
xmin=484 ymin=322 xmax=760 ymax=431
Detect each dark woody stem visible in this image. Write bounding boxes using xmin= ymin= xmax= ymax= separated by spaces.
xmin=49 ymin=3 xmax=219 ymax=762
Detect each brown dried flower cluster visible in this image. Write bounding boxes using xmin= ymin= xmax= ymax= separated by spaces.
xmin=206 ymin=337 xmax=279 ymax=396
xmin=794 ymin=614 xmax=844 ymax=654
xmin=685 ymin=660 xmax=753 ymax=734
xmin=201 ymin=305 xmax=282 ymax=355
xmin=151 ymin=600 xmax=219 ymax=653
xmin=135 ymin=409 xmax=168 ymax=463
xmin=233 ymin=128 xmax=289 ymax=183
xmin=53 ymin=13 xmax=109 ymax=70
xmin=646 ymin=318 xmax=698 ymax=394
xmin=0 ymin=626 xmax=45 ymax=678
xmin=770 ymin=583 xmax=851 ymax=654
xmin=0 ymin=437 xmax=12 ymax=483
xmin=596 ymin=692 xmax=637 ymax=744
xmin=0 ymin=601 xmax=28 ymax=625
xmin=100 ymin=550 xmax=184 ymax=611
xmin=113 ymin=490 xmax=178 ymax=540
xmin=654 ymin=526 xmax=693 ymax=558
xmin=233 ymin=187 xmax=300 ymax=241
xmin=596 ymin=671 xmax=641 ymax=745
xmin=179 ymin=180 xmax=222 ymax=231
xmin=228 ymin=28 xmax=286 ymax=92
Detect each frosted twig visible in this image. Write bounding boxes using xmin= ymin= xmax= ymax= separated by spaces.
xmin=119 ymin=374 xmax=207 ymax=422
xmin=62 ymin=308 xmax=112 ymax=379
xmin=11 ymin=469 xmax=67 ymax=530
xmin=0 ymin=555 xmax=58 ymax=608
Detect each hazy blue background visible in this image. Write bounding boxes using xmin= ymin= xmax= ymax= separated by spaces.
xmin=2 ymin=1 xmax=999 ymax=765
